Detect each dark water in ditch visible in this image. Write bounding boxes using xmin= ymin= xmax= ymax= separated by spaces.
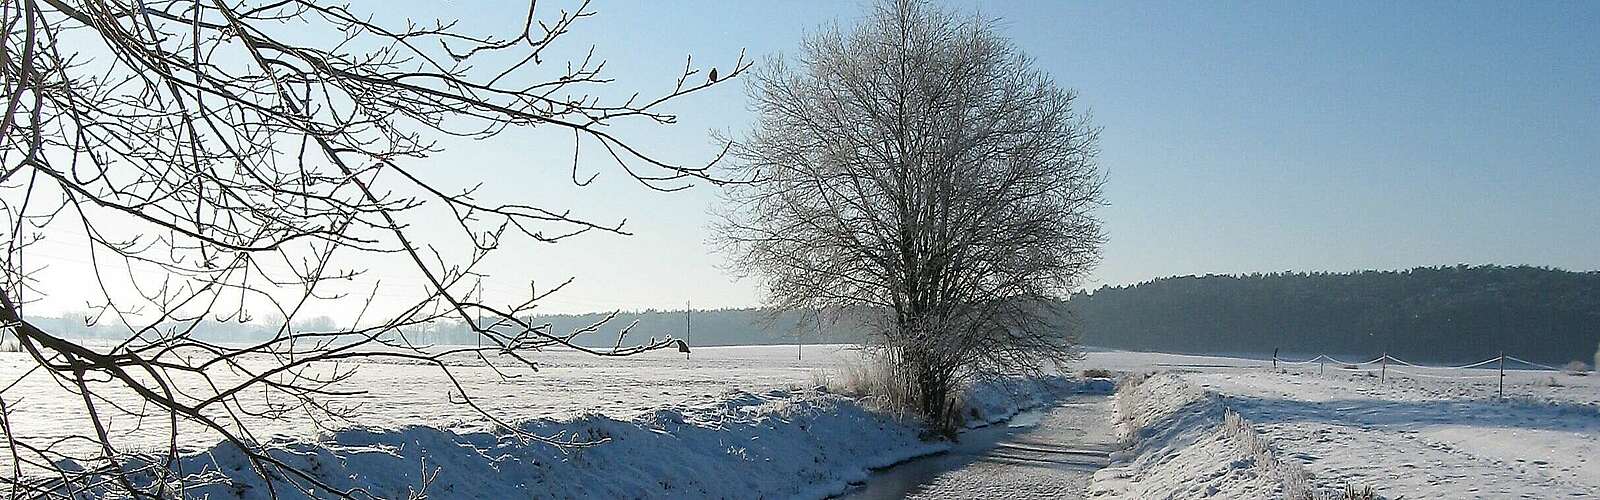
xmin=839 ymin=395 xmax=1117 ymax=499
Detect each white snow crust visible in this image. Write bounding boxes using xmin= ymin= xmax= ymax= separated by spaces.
xmin=5 ymin=344 xmax=1084 ymax=499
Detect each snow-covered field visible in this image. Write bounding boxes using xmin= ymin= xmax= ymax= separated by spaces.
xmin=0 ymin=344 xmax=867 ymax=460
xmin=1084 ymin=352 xmax=1600 ymax=500
xmin=0 ymin=343 xmax=1093 ymax=498
xmin=6 ymin=343 xmax=1597 ymax=498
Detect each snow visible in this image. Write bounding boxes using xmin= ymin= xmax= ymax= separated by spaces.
xmin=0 ymin=344 xmax=870 ymax=463
xmin=1085 ymin=353 xmax=1600 ymax=500
xmin=1089 ymin=373 xmax=1316 ymax=499
xmin=885 ymin=395 xmax=1116 ymax=500
xmin=78 ymin=387 xmax=945 ymax=499
xmin=961 ymin=376 xmax=1111 ymax=428
xmin=4 ymin=344 xmax=1090 ymax=498
xmin=7 ymin=343 xmax=1598 ymax=498
xmin=1188 ymin=370 xmax=1600 ymax=498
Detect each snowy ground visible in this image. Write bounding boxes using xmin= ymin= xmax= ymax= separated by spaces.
xmin=75 ymin=386 xmax=954 ymax=499
xmin=1189 ymin=370 xmax=1600 ymax=498
xmin=1 ymin=343 xmax=1096 ymax=498
xmin=1086 ymin=354 xmax=1600 ymax=500
xmin=0 ymin=344 xmax=867 ymax=460
xmin=1077 ymin=348 xmax=1600 ymax=407
xmin=5 ymin=344 xmax=1596 ymax=498
xmin=1091 ymin=373 xmax=1315 ymax=499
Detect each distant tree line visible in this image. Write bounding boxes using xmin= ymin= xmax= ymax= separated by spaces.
xmin=1068 ymin=265 xmax=1600 ymax=366
xmin=39 ymin=265 xmax=1597 ymax=366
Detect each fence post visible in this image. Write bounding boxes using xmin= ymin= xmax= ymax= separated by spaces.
xmin=1498 ymin=351 xmax=1505 ymax=399
xmin=1380 ymin=352 xmax=1387 ymax=382
xmin=1272 ymin=348 xmax=1279 ymax=371
xmin=1319 ymin=358 xmax=1325 ymax=376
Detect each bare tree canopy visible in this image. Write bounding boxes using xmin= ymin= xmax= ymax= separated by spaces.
xmin=0 ymin=0 xmax=745 ymax=496
xmin=715 ymin=0 xmax=1103 ymax=432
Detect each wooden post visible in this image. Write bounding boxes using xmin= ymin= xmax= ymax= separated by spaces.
xmin=684 ymin=301 xmax=691 ymax=361
xmin=1498 ymin=351 xmax=1505 ymax=399
xmin=1380 ymin=352 xmax=1387 ymax=382
xmin=1319 ymin=358 xmax=1325 ymax=376
xmin=1272 ymin=348 xmax=1279 ymax=371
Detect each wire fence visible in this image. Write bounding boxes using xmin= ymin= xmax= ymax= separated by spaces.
xmin=1271 ymin=352 xmax=1580 ymax=397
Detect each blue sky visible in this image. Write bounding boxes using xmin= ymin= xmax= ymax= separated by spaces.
xmin=30 ymin=1 xmax=1596 ymax=318
xmin=397 ymin=0 xmax=1598 ymax=313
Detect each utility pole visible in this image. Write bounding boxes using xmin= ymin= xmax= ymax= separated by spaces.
xmin=684 ymin=301 xmax=691 ymax=360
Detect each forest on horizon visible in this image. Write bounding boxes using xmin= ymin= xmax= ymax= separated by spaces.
xmin=1070 ymin=265 xmax=1599 ymax=366
xmin=37 ymin=265 xmax=1599 ymax=366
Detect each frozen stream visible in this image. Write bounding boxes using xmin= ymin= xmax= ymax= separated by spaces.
xmin=840 ymin=394 xmax=1116 ymax=499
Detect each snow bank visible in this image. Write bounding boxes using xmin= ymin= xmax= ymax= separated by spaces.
xmin=45 ymin=377 xmax=1084 ymax=499
xmin=961 ymin=376 xmax=1113 ymax=428
xmin=1188 ymin=370 xmax=1600 ymax=498
xmin=1089 ymin=374 xmax=1333 ymax=499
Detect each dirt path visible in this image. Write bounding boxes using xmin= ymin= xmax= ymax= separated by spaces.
xmin=842 ymin=395 xmax=1116 ymax=499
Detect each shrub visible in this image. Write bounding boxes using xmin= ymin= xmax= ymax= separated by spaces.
xmin=1081 ymin=368 xmax=1114 ymax=379
xmin=1563 ymin=360 xmax=1590 ymax=376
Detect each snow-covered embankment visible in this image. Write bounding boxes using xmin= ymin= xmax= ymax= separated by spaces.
xmin=50 ymin=377 xmax=1087 ymax=499
xmin=1090 ymin=374 xmax=1333 ymax=499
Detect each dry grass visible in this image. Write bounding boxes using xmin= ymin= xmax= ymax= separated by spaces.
xmin=814 ymin=352 xmax=918 ymax=419
xmin=1340 ymin=483 xmax=1379 ymax=500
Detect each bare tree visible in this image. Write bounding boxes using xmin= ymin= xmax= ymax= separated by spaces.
xmin=715 ymin=0 xmax=1103 ymax=434
xmin=0 ymin=0 xmax=745 ymax=497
